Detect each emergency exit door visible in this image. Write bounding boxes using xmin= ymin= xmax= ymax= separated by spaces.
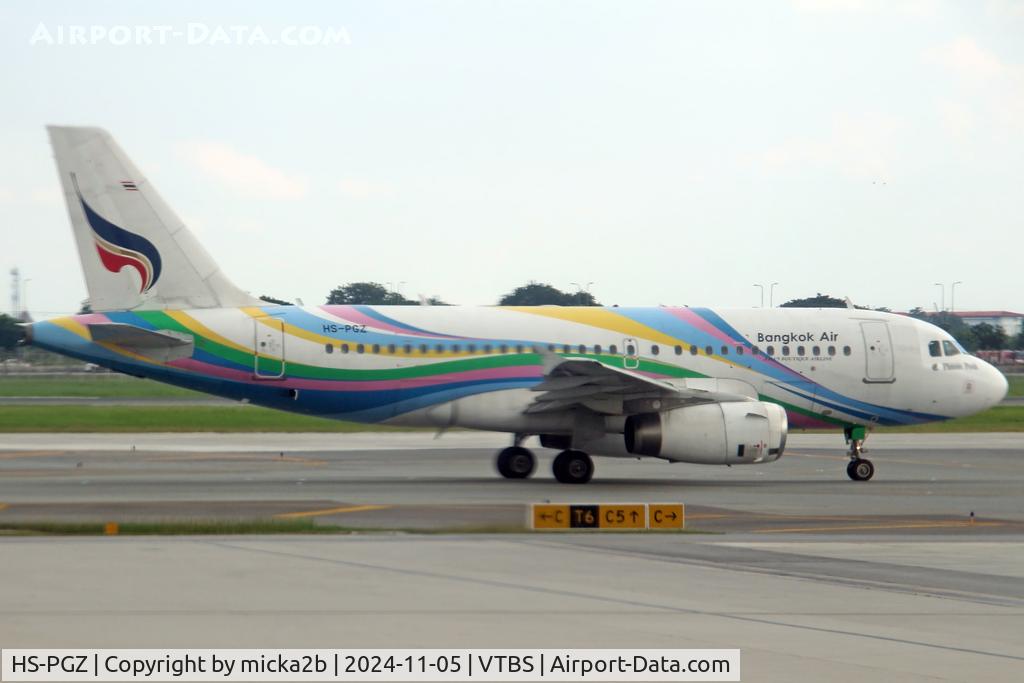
xmin=253 ymin=318 xmax=286 ymax=379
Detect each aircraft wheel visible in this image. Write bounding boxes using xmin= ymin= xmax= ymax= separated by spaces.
xmin=846 ymin=458 xmax=874 ymax=481
xmin=552 ymin=450 xmax=594 ymax=484
xmin=496 ymin=446 xmax=536 ymax=479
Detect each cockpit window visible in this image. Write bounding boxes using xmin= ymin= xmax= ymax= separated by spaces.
xmin=928 ymin=340 xmax=941 ymax=357
xmin=942 ymin=340 xmax=960 ymax=356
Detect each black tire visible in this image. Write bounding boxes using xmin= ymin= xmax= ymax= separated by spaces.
xmin=847 ymin=459 xmax=874 ymax=481
xmin=552 ymin=450 xmax=594 ymax=484
xmin=496 ymin=446 xmax=536 ymax=479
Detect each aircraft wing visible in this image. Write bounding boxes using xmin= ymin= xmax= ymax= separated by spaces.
xmin=527 ymin=356 xmax=758 ymax=415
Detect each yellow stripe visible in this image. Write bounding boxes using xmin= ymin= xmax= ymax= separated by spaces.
xmin=51 ymin=316 xmax=92 ymax=340
xmin=274 ymin=504 xmax=390 ymax=519
xmin=165 ymin=310 xmax=250 ymax=354
xmin=506 ymin=307 xmax=684 ymax=346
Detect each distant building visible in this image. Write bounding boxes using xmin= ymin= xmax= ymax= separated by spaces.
xmin=952 ymin=311 xmax=1023 ymax=338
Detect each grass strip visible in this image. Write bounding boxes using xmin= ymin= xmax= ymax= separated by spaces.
xmin=0 ymin=375 xmax=201 ymax=398
xmin=0 ymin=405 xmax=421 ymax=432
xmin=872 ymin=405 xmax=1024 ymax=433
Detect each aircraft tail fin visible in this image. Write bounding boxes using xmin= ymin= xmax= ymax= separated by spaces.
xmin=47 ymin=126 xmax=261 ymax=312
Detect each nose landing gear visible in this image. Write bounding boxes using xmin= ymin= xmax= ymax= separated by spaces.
xmin=844 ymin=425 xmax=875 ymax=481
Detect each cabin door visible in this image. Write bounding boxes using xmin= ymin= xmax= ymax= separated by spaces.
xmin=860 ymin=321 xmax=894 ymax=383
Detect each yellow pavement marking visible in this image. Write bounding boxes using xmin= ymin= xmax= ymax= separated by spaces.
xmin=753 ymin=520 xmax=1006 ymax=533
xmin=0 ymin=450 xmax=66 ymax=460
xmin=275 ymin=504 xmax=390 ymax=520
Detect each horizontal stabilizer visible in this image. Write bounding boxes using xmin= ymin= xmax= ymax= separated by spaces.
xmin=86 ymin=323 xmax=194 ymax=362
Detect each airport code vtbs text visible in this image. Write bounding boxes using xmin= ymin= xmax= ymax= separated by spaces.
xmin=1 ymin=649 xmax=740 ymax=681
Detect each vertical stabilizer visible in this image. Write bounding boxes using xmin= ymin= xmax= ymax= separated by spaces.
xmin=48 ymin=126 xmax=261 ymax=311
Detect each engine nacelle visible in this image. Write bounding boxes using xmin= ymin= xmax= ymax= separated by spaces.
xmin=624 ymin=401 xmax=787 ymax=464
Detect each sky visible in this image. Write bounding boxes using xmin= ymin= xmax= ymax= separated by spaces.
xmin=1 ymin=0 xmax=1022 ymax=317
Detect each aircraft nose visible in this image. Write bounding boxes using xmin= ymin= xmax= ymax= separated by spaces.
xmin=978 ymin=360 xmax=1009 ymax=410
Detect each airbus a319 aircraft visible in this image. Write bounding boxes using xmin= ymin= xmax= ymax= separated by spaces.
xmin=26 ymin=127 xmax=1009 ymax=483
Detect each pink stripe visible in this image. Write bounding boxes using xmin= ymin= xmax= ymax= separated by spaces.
xmin=74 ymin=313 xmax=112 ymax=325
xmin=166 ymin=359 xmax=542 ymax=391
xmin=787 ymin=412 xmax=836 ymax=430
xmin=665 ymin=308 xmax=736 ymax=346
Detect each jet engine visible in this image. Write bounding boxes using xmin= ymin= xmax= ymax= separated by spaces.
xmin=624 ymin=401 xmax=788 ymax=464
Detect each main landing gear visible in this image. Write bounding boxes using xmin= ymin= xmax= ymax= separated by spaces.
xmin=495 ymin=436 xmax=595 ymax=484
xmin=495 ymin=446 xmax=536 ymax=479
xmin=552 ymin=449 xmax=594 ymax=485
xmin=844 ymin=425 xmax=875 ymax=481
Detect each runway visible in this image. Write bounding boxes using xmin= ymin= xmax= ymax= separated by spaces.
xmin=2 ymin=432 xmax=1023 ymax=680
xmin=1 ymin=432 xmax=1023 ymax=531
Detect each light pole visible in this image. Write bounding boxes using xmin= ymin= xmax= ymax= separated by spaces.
xmin=22 ymin=278 xmax=31 ymax=319
xmin=950 ymin=281 xmax=962 ymax=312
xmin=769 ymin=282 xmax=779 ymax=308
xmin=934 ymin=282 xmax=945 ymax=312
xmin=753 ymin=284 xmax=764 ymax=308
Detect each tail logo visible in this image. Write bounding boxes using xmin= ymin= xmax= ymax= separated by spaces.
xmin=71 ymin=174 xmax=163 ymax=293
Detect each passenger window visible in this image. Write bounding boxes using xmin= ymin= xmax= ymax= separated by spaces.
xmin=483 ymin=344 xmax=493 ymax=353
xmin=767 ymin=345 xmax=775 ymax=356
xmin=594 ymin=344 xmax=603 ymax=354
xmin=797 ymin=345 xmax=805 ymax=356
xmin=577 ymin=344 xmax=586 ymax=354
xmin=547 ymin=344 xmax=556 ymax=352
xmin=435 ymin=344 xmax=444 ymax=353
xmin=705 ymin=345 xmax=713 ymax=355
xmin=562 ymin=344 xmax=571 ymax=354
xmin=843 ymin=345 xmax=852 ymax=356
xmin=452 ymin=344 xmax=461 ymax=353
xmin=690 ymin=345 xmax=698 ymax=356
xmin=674 ymin=345 xmax=683 ymax=355
xmin=500 ymin=344 xmax=509 ymax=353
xmin=325 ymin=343 xmax=334 ymax=354
xmin=651 ymin=345 xmax=659 ymax=356
xmin=403 ymin=344 xmax=412 ymax=354
xmin=609 ymin=344 xmax=618 ymax=354
xmin=828 ymin=345 xmax=836 ymax=356
xmin=387 ymin=344 xmax=396 ymax=354
xmin=419 ymin=344 xmax=428 ymax=354
xmin=372 ymin=344 xmax=381 ymax=354
xmin=357 ymin=344 xmax=365 ymax=354
xmin=812 ymin=346 xmax=820 ymax=356
xmin=942 ymin=341 xmax=960 ymax=356
xmin=467 ymin=344 xmax=477 ymax=353
xmin=516 ymin=344 xmax=524 ymax=354
xmin=626 ymin=344 xmax=636 ymax=355
xmin=928 ymin=340 xmax=941 ymax=357
xmin=341 ymin=343 xmax=350 ymax=354
xmin=721 ymin=345 xmax=729 ymax=355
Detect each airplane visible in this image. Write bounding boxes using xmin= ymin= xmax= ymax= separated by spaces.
xmin=24 ymin=126 xmax=1009 ymax=484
